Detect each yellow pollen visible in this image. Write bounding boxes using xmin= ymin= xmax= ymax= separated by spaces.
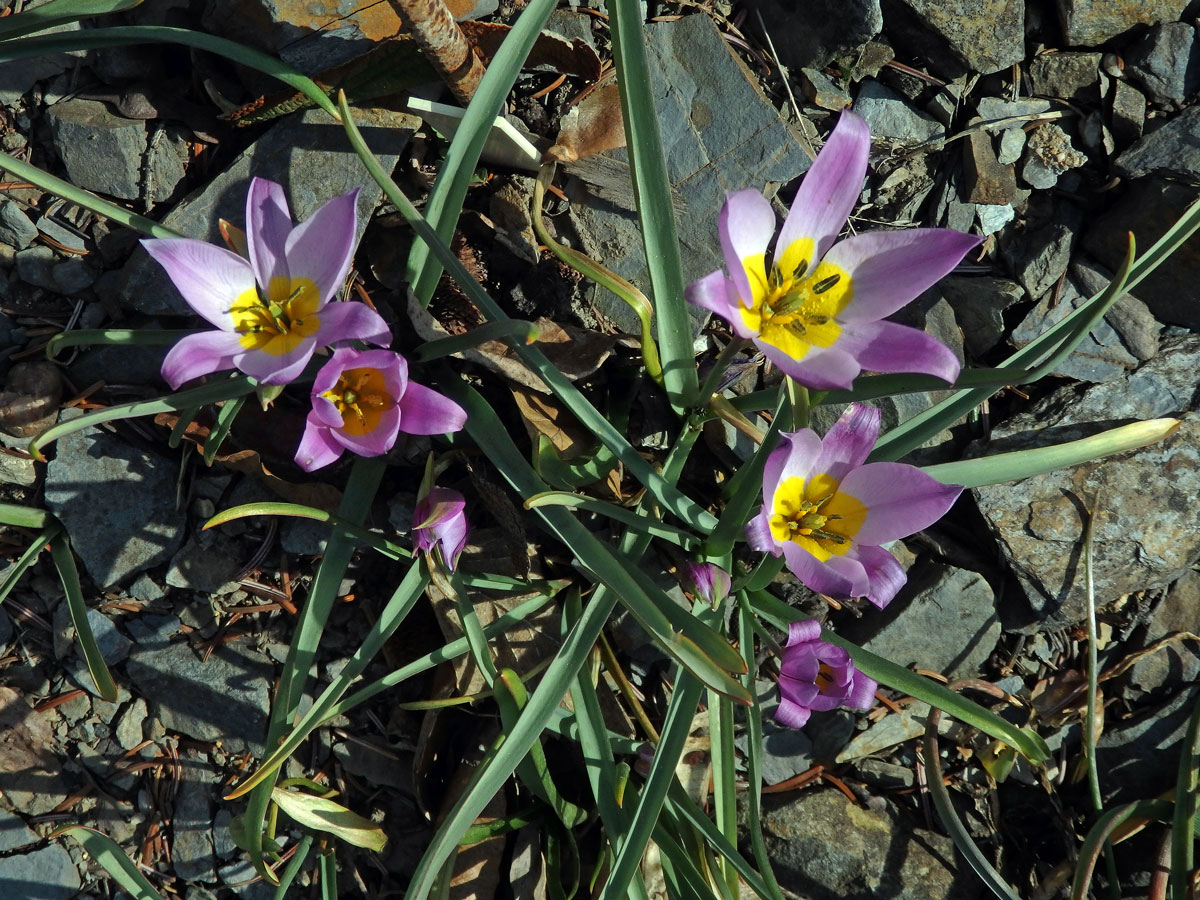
xmin=769 ymin=474 xmax=867 ymax=562
xmin=320 ymin=366 xmax=395 ymax=436
xmin=231 ymin=276 xmax=322 ymax=356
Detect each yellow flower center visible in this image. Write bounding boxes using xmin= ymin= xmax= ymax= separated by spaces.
xmin=738 ymin=237 xmax=853 ymax=361
xmin=231 ymin=276 xmax=322 ymax=355
xmin=320 ymin=366 xmax=394 ymax=436
xmin=769 ymin=473 xmax=867 ymax=562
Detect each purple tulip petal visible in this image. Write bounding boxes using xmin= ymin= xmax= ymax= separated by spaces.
xmin=397 ymin=382 xmax=467 ymax=435
xmin=414 ymin=487 xmax=469 ymax=570
xmin=840 ymin=462 xmax=962 ymax=545
xmin=786 ymin=619 xmax=823 ymax=646
xmin=330 ymin=407 xmax=401 ymax=457
xmin=745 ymin=510 xmax=777 ymax=553
xmin=762 ymin=430 xmax=823 ymax=503
xmin=844 ymin=669 xmax=879 ymax=709
xmin=295 ymin=415 xmax=346 ymax=471
xmin=776 ymin=110 xmax=870 ymax=264
xmin=245 ymin=178 xmax=294 ymax=289
xmin=160 ymin=330 xmax=246 ymax=389
xmin=313 ymin=301 xmax=392 ymax=348
xmin=685 ymin=270 xmax=753 ymax=336
xmin=823 ymin=228 xmax=981 ymax=323
xmin=311 ymin=394 xmax=344 ymax=428
xmin=821 ymin=553 xmax=871 ymax=599
xmin=434 ymin=508 xmax=469 ymax=571
xmin=141 ymin=239 xmax=255 ymax=329
xmin=780 ymin=542 xmax=863 ymax=598
xmin=285 ymin=189 xmax=359 ymax=305
xmin=837 ymin=320 xmax=961 ymax=384
xmin=234 ymin=340 xmax=316 ymax=386
xmin=719 ymin=189 xmax=777 ymax=305
xmin=774 ymin=697 xmax=813 ymax=729
xmin=759 ymin=341 xmax=861 ymax=390
xmin=810 ymin=403 xmax=880 ymax=483
xmin=854 ymin=543 xmax=909 ymax=609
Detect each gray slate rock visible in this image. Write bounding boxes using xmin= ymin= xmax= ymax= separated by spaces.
xmin=0 ymin=20 xmax=86 ymax=106
xmin=166 ymin=532 xmax=245 ymax=595
xmin=1071 ymin=259 xmax=1161 ymax=362
xmin=14 ymin=246 xmax=57 ymax=290
xmin=1124 ymin=22 xmax=1199 ymax=106
xmin=0 ymin=202 xmax=37 ymax=250
xmin=1110 ymin=80 xmax=1147 ymax=148
xmin=1056 ymin=0 xmax=1190 ymax=46
xmin=1126 ymin=570 xmax=1200 ymax=696
xmin=854 ymin=79 xmax=943 ymax=144
xmin=43 ymin=413 xmax=186 ymax=588
xmin=936 ymin=275 xmax=1024 ymax=357
xmin=172 ymin=753 xmax=218 ymax=883
xmin=760 ymin=789 xmax=983 ymax=900
xmin=109 ymin=106 xmax=418 ymax=316
xmin=841 ymin=563 xmax=1000 ymax=679
xmin=1000 ymin=206 xmax=1080 ymax=301
xmin=1095 ymin=683 xmax=1200 ymax=803
xmin=79 ymin=608 xmax=132 ymax=665
xmin=1029 ymin=51 xmax=1101 ymax=102
xmin=1083 ymin=179 xmax=1200 ymax=329
xmin=881 ymin=0 xmax=1024 ymax=77
xmin=972 ymin=335 xmax=1200 ymax=627
xmin=1011 ymin=277 xmax=1139 ymax=382
xmin=570 ymin=15 xmax=811 ymax=335
xmin=47 ymin=99 xmax=146 ymax=201
xmin=743 ymin=0 xmax=882 ymax=71
xmin=1115 ymin=105 xmax=1200 ymax=180
xmin=0 ymin=809 xmax=81 ymax=900
xmin=125 ymin=630 xmax=271 ymax=755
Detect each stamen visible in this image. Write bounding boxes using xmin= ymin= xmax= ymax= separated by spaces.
xmin=812 ymin=274 xmax=841 ymax=294
xmin=792 ymin=258 xmax=809 ymax=280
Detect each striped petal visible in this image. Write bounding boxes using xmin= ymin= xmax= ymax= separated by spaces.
xmin=685 ymin=269 xmax=753 ymax=335
xmin=160 ymin=330 xmax=246 ymax=389
xmin=719 ymin=188 xmax=777 ymax=306
xmin=295 ymin=415 xmax=346 ymax=472
xmin=141 ymin=239 xmax=254 ymax=328
xmin=759 ymin=341 xmax=861 ymax=391
xmin=838 ymin=320 xmax=961 ymax=384
xmin=245 ymin=177 xmax=294 ymax=290
xmin=234 ymin=339 xmax=317 ymax=386
xmin=854 ymin=543 xmax=909 ymax=610
xmin=285 ymin=188 xmax=360 ymax=306
xmin=840 ymin=462 xmax=962 ymax=545
xmin=313 ymin=302 xmax=392 ymax=348
xmin=810 ymin=403 xmax=879 ymax=483
xmin=398 ymin=382 xmax=467 ymax=435
xmin=776 ymin=109 xmax=870 ymax=265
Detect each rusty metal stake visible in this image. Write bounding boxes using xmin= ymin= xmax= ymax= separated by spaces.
xmin=390 ymin=0 xmax=485 ymax=104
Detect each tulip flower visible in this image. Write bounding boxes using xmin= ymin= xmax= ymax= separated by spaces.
xmin=746 ymin=403 xmax=961 ymax=609
xmin=776 ymin=619 xmax=876 ymax=728
xmin=682 ymin=562 xmax=732 ymax=609
xmin=413 ymin=487 xmax=468 ymax=572
xmin=686 ymin=109 xmax=980 ymax=390
xmin=295 ymin=348 xmax=466 ymax=471
xmin=145 ymin=178 xmax=391 ymax=388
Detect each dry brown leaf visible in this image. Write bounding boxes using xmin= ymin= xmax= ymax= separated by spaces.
xmin=215 ymin=449 xmax=343 ymax=513
xmin=511 ymin=385 xmax=594 ymax=460
xmin=550 ymin=82 xmax=626 ymax=163
xmin=460 ymin=20 xmax=602 ymax=82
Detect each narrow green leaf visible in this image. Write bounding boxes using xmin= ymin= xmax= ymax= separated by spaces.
xmin=205 ymin=501 xmax=410 ymax=560
xmin=524 ymin=491 xmax=699 ymax=547
xmin=54 ymin=826 xmax=167 ymax=900
xmin=318 ymin=849 xmax=338 ymax=900
xmin=605 ymin=0 xmax=698 ymax=410
xmin=823 ymin=365 xmax=1032 ymax=404
xmin=406 ymin=0 xmax=558 ymax=304
xmin=0 ymin=523 xmax=61 ymax=607
xmin=50 ymin=533 xmax=117 ymax=701
xmin=203 ymin=395 xmax=246 ymax=465
xmin=271 ymin=789 xmax=387 ymax=851
xmin=0 ymin=0 xmax=143 ymax=40
xmin=921 ymin=418 xmax=1181 ymax=488
xmin=0 ymin=502 xmax=51 ymax=529
xmin=29 ymin=376 xmax=256 ymax=460
xmin=1170 ymin=694 xmax=1200 ymax=900
xmin=1071 ymin=801 xmax=1173 ymax=900
xmin=45 ymin=329 xmax=192 ymax=359
xmin=270 ymin=834 xmax=314 ymax=900
xmin=412 ymin=320 xmax=540 ymax=362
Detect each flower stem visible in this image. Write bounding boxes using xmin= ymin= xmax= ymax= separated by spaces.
xmin=695 ymin=337 xmax=749 ymax=406
xmin=709 ymin=394 xmax=766 ymax=444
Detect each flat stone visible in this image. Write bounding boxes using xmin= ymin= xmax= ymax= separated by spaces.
xmin=976 ymin=97 xmax=1053 ymax=123
xmin=570 ymin=15 xmax=811 ymax=336
xmin=1083 ymin=179 xmax=1200 ymax=329
xmin=1011 ymin=277 xmax=1139 ymax=382
xmin=43 ymin=412 xmax=187 ymax=588
xmin=931 ymin=275 xmax=1024 ymax=358
xmin=1056 ymin=0 xmax=1190 ymax=46
xmin=996 ymin=127 xmax=1026 ymax=164
xmin=743 ymin=0 xmax=882 ymax=71
xmin=1126 ymin=570 xmax=1200 ymax=696
xmin=0 ymin=201 xmax=37 ymax=250
xmin=111 ymin=106 xmax=418 ymax=316
xmin=977 ymin=203 xmax=1015 ymax=235
xmin=1116 ymin=106 xmax=1200 ymax=180
xmin=115 ymin=697 xmax=148 ymax=750
xmin=1029 ymin=51 xmax=1101 ymax=102
xmin=972 ymin=335 xmax=1200 ymax=627
xmin=0 ymin=810 xmax=81 ymax=900
xmin=14 ymin=245 xmax=58 ymax=290
xmin=963 ymin=128 xmax=1018 ymax=204
xmin=798 ymin=68 xmax=853 ymax=111
xmin=1000 ymin=208 xmax=1079 ymax=301
xmin=80 ymin=608 xmax=131 ymax=665
xmin=881 ymin=0 xmax=1023 ymax=77
xmin=125 ymin=632 xmax=271 ymax=755
xmin=854 ymin=78 xmax=943 ymax=145
xmin=1110 ymin=80 xmax=1147 ymax=149
xmin=51 ymin=258 xmax=95 ymax=294
xmin=35 ymin=217 xmax=86 ymax=253
xmin=47 ymin=98 xmax=146 ymax=201
xmin=172 ymin=753 xmax=217 ymax=883
xmin=165 ymin=532 xmax=245 ymax=595
xmin=1095 ymin=683 xmax=1200 ymax=804
xmin=761 ymin=789 xmax=982 ymax=900
xmin=1071 ymin=259 xmax=1161 ymax=361
xmin=1124 ymin=22 xmax=1199 ymax=106
xmin=842 ymin=563 xmax=1000 ymax=679
xmin=0 ymin=20 xmax=86 ymax=106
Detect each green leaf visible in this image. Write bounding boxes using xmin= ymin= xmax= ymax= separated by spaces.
xmin=45 ymin=329 xmax=193 ymax=359
xmin=203 ymin=395 xmax=246 ymax=465
xmin=54 ymin=826 xmax=167 ymax=900
xmin=205 ymin=501 xmax=410 ymax=560
xmin=0 ymin=502 xmax=52 ymax=529
xmin=0 ymin=523 xmax=61 ymax=607
xmin=605 ymin=0 xmax=698 ymax=411
xmin=413 ymin=320 xmax=540 ymax=362
xmin=1170 ymin=694 xmax=1200 ymax=900
xmin=50 ymin=532 xmax=117 ymax=701
xmin=524 ymin=491 xmax=699 ymax=547
xmin=921 ymin=418 xmax=1181 ymax=488
xmin=0 ymin=0 xmax=143 ymax=41
xmin=271 ymin=789 xmax=387 ymax=852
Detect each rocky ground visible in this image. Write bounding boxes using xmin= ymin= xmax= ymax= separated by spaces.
xmin=1 ymin=0 xmax=1200 ymax=898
